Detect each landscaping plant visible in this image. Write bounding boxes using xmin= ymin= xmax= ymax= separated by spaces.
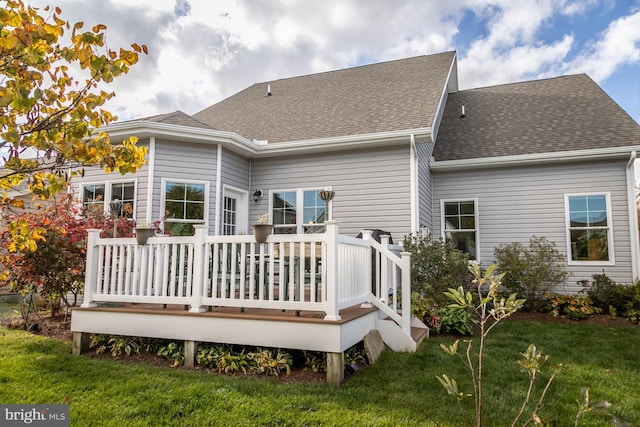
xmin=438 ymin=262 xmax=531 ymax=426
xmin=579 ymin=273 xmax=640 ymax=323
xmin=403 ymin=233 xmax=471 ymax=305
xmin=0 ymin=195 xmax=134 ymax=323
xmin=543 ymin=294 xmax=598 ymax=320
xmin=0 ymin=0 xmax=147 ymax=250
xmin=494 ymin=236 xmax=570 ymax=311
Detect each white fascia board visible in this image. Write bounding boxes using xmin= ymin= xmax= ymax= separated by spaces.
xmin=101 ymin=121 xmax=259 ymax=157
xmin=255 ymin=128 xmax=432 ymax=157
xmin=431 ymin=53 xmax=458 ymax=144
xmin=102 ymin=121 xmax=432 ymax=158
xmin=430 ymin=145 xmax=640 ymax=171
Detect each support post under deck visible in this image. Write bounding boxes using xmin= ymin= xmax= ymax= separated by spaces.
xmin=72 ymin=332 xmax=90 ymax=356
xmin=326 ymin=352 xmax=344 ymax=385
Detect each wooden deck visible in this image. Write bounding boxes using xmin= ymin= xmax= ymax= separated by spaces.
xmin=73 ymin=302 xmax=379 ymax=325
xmin=72 ymin=223 xmax=424 ymax=384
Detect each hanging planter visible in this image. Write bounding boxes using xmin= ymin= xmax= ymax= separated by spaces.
xmin=135 ymin=227 xmax=155 ymax=245
xmin=252 ymin=224 xmax=273 ymax=244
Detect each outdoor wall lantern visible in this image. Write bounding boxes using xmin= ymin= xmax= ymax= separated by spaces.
xmin=253 ymin=189 xmax=263 ymax=202
xmin=319 ymin=189 xmax=335 ymax=222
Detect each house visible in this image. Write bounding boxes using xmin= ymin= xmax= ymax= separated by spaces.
xmin=70 ymin=51 xmax=640 ymax=381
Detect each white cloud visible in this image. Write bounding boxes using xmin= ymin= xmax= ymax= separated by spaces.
xmin=15 ymin=0 xmax=640 ymax=123
xmin=563 ymin=10 xmax=640 ymax=82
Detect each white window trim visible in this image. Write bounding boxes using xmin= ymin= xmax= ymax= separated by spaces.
xmin=269 ymin=187 xmax=332 ymax=234
xmin=564 ymin=192 xmax=615 ymax=266
xmin=160 ymin=178 xmax=210 ymax=227
xmin=222 ymin=185 xmax=248 ymax=235
xmin=79 ymin=178 xmax=138 ymax=217
xmin=440 ymin=198 xmax=480 ymax=262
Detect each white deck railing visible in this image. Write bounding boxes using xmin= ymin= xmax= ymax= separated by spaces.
xmin=81 ymin=221 xmax=411 ymax=332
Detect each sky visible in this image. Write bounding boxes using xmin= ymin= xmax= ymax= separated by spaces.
xmin=19 ymin=0 xmax=640 ymax=124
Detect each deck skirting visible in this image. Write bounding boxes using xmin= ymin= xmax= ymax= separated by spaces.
xmin=71 ymin=305 xmax=379 ymax=353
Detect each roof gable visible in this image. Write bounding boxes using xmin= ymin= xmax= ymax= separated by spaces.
xmin=434 ymin=74 xmax=640 ymax=161
xmin=193 ymin=52 xmax=456 ymax=143
xmin=133 ymin=110 xmax=213 ymax=129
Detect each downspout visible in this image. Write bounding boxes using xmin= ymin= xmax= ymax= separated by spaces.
xmin=626 ymin=150 xmax=639 ymax=280
xmin=410 ymin=134 xmax=419 ymax=234
xmin=145 ymin=136 xmax=156 ymax=222
xmin=214 ymin=144 xmax=223 ymax=236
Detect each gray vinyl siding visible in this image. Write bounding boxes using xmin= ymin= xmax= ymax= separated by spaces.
xmin=417 ymin=141 xmax=435 ymax=232
xmin=153 ymin=139 xmax=218 ymax=233
xmin=221 ymin=148 xmax=250 ymax=191
xmin=432 ymin=159 xmax=634 ymax=291
xmin=250 ymin=145 xmax=412 ymax=243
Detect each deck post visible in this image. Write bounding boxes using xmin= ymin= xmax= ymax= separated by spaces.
xmin=184 ymin=340 xmax=197 ymax=368
xmin=326 ymin=352 xmax=344 ymax=385
xmin=359 ymin=229 xmax=374 ymax=308
xmin=80 ymin=229 xmax=101 ymax=308
xmin=189 ymin=225 xmax=207 ymax=313
xmin=72 ymin=332 xmax=90 ymax=355
xmin=324 ymin=221 xmax=341 ymax=321
xmin=400 ymin=251 xmax=412 ymax=334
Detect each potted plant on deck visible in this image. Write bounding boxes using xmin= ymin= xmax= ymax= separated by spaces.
xmin=135 ymin=221 xmax=155 ymax=245
xmin=252 ymin=213 xmax=273 ymax=244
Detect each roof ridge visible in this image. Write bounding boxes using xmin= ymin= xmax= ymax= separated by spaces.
xmin=460 ymin=73 xmax=590 ymax=92
xmin=254 ymin=51 xmax=457 ymax=86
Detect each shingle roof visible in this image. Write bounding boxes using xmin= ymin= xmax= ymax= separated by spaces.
xmin=135 ymin=110 xmax=212 ymax=129
xmin=433 ymin=74 xmax=640 ymax=161
xmin=193 ymin=52 xmax=456 ymax=143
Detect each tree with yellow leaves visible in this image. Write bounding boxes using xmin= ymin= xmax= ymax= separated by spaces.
xmin=0 ymin=0 xmax=148 ymax=249
xmin=0 ymin=2 xmax=148 ymax=204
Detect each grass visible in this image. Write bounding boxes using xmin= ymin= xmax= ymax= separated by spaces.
xmin=1 ymin=319 xmax=639 ymax=426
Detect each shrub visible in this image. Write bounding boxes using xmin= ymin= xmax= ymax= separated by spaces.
xmin=302 ymin=351 xmax=326 ymax=373
xmin=90 ymin=334 xmax=145 ymax=357
xmin=157 ymin=341 xmax=184 ymax=366
xmin=579 ymin=274 xmax=640 ymax=324
xmin=434 ymin=306 xmax=475 ymax=335
xmin=196 ymin=344 xmax=226 ymax=368
xmin=248 ymin=348 xmax=292 ymax=376
xmin=494 ymin=236 xmax=569 ymax=311
xmin=543 ymin=293 xmax=598 ymax=320
xmin=411 ymin=292 xmax=440 ymax=330
xmin=403 ymin=233 xmax=472 ymax=305
xmin=579 ymin=273 xmax=631 ymax=315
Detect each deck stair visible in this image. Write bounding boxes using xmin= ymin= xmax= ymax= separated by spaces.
xmin=375 ymin=313 xmax=429 ymax=352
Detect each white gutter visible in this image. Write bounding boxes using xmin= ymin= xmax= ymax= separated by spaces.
xmin=431 ymin=145 xmax=640 ymax=171
xmin=409 ymin=134 xmax=419 ymax=234
xmin=214 ymin=145 xmax=222 ymax=236
xmin=103 ymin=121 xmax=431 ymax=158
xmin=144 ymin=136 xmax=156 ymax=222
xmin=626 ymin=150 xmax=639 ymax=280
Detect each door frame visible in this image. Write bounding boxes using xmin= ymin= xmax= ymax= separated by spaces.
xmin=221 ymin=185 xmax=249 ymax=235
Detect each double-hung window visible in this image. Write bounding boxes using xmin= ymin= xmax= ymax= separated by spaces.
xmin=565 ymin=194 xmax=613 ymax=264
xmin=80 ymin=181 xmax=135 ymax=218
xmin=441 ymin=199 xmax=478 ymax=260
xmin=162 ymin=180 xmax=208 ymax=236
xmin=271 ymin=189 xmax=328 ymax=234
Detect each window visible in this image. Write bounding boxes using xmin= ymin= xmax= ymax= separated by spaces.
xmin=442 ymin=199 xmax=478 ymax=260
xmin=163 ymin=180 xmax=208 ymax=236
xmin=222 ymin=196 xmax=237 ymax=236
xmin=565 ymin=194 xmax=613 ymax=264
xmin=80 ymin=181 xmax=135 ymax=218
xmin=272 ymin=189 xmax=328 ymax=234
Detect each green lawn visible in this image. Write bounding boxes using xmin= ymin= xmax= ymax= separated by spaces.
xmin=1 ymin=320 xmax=638 ymax=426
